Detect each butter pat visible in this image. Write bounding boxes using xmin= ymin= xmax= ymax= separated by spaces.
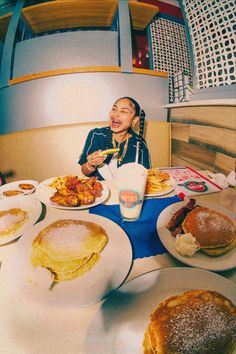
xmin=28 ymin=266 xmax=54 ymax=290
xmin=175 ymin=232 xmax=200 ymax=256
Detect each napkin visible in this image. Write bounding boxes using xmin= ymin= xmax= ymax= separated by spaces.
xmin=89 ymin=196 xmax=181 ymax=259
xmin=207 ymin=171 xmax=236 ymax=189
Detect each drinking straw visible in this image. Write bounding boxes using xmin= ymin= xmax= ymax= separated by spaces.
xmin=135 ymin=141 xmax=139 ymax=163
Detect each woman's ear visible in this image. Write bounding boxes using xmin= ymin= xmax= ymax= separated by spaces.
xmin=132 ymin=116 xmax=140 ymax=131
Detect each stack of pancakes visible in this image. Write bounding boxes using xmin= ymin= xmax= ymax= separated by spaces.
xmin=182 ymin=206 xmax=236 ymax=255
xmin=31 ymin=219 xmax=108 ymax=281
xmin=143 ymin=290 xmax=236 ymax=354
xmin=0 ymin=208 xmax=28 ymax=238
xmin=145 ymin=169 xmax=171 ymax=195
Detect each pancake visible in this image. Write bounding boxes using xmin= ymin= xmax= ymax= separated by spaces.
xmin=31 ymin=219 xmax=108 ymax=281
xmin=143 ymin=290 xmax=236 ymax=354
xmin=145 ymin=169 xmax=172 ymax=195
xmin=182 ymin=206 xmax=236 ymax=255
xmin=0 ymin=208 xmax=28 ymax=238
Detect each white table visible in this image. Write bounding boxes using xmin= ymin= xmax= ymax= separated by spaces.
xmin=0 ymin=179 xmax=235 ymax=354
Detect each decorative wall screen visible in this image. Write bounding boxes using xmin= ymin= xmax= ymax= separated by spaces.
xmin=150 ymin=18 xmax=192 ymax=102
xmin=182 ymin=0 xmax=236 ymax=90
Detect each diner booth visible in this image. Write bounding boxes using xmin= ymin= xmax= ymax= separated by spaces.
xmin=0 ymin=1 xmax=235 ymax=353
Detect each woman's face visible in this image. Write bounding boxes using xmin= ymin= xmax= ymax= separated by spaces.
xmin=109 ymin=98 xmax=138 ymax=134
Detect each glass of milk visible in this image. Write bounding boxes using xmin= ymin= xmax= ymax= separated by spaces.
xmin=116 ymin=163 xmax=148 ymax=221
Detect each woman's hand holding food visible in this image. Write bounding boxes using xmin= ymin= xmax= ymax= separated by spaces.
xmin=87 ymin=150 xmax=106 ymax=168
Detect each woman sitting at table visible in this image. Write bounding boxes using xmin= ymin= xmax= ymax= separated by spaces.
xmin=78 ymin=96 xmax=151 ymax=180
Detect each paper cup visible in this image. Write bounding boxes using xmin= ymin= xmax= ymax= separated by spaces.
xmin=116 ymin=163 xmax=148 ymax=221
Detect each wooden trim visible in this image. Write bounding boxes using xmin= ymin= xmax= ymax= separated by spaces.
xmin=132 ymin=67 xmax=168 ymax=78
xmin=9 ymin=66 xmax=168 ymax=85
xmin=9 ymin=66 xmax=122 ymax=85
xmin=22 ymin=0 xmax=118 ymax=33
xmin=166 ymin=99 xmax=236 ymax=108
xmin=0 ymin=12 xmax=12 ymax=42
xmin=128 ymin=1 xmax=159 ymax=30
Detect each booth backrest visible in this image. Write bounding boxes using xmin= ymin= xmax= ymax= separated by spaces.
xmin=0 ymin=120 xmax=171 ymax=182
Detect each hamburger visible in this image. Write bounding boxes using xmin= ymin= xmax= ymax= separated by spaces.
xmin=31 ymin=219 xmax=108 ymax=281
xmin=143 ymin=290 xmax=236 ymax=354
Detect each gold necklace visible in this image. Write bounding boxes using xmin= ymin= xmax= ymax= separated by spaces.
xmin=112 ymin=134 xmax=129 ymax=164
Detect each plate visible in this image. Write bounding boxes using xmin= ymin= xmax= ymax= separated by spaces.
xmin=157 ymin=201 xmax=236 ymax=271
xmin=144 ymin=177 xmax=176 ymax=197
xmin=0 ymin=180 xmax=38 ymax=198
xmin=1 ymin=213 xmax=133 ymax=306
xmin=35 ymin=177 xmax=109 ymax=210
xmin=0 ymin=195 xmax=42 ymax=245
xmin=85 ymin=267 xmax=236 ymax=353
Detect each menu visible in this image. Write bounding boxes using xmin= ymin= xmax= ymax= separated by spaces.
xmin=160 ymin=166 xmax=222 ymax=197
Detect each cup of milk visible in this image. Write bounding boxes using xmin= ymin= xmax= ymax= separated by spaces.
xmin=116 ymin=163 xmax=148 ymax=221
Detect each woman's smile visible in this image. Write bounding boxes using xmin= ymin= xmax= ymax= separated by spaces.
xmin=110 ymin=119 xmax=122 ymax=129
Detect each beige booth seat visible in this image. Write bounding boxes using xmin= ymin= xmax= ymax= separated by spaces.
xmin=0 ymin=120 xmax=171 ymax=182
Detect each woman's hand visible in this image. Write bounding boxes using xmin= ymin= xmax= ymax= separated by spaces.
xmin=87 ymin=150 xmax=106 ymax=168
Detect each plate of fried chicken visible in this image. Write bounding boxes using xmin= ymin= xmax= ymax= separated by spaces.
xmin=35 ymin=175 xmax=109 ymax=209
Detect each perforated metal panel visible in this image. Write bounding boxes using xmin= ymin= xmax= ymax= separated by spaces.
xmin=150 ymin=17 xmax=192 ymax=102
xmin=182 ymin=0 xmax=236 ymax=90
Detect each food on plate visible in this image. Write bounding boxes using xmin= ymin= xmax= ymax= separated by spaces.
xmin=182 ymin=206 xmax=236 ymax=255
xmin=49 ymin=176 xmax=68 ymax=189
xmin=143 ymin=290 xmax=236 ymax=354
xmin=49 ymin=175 xmax=103 ymax=207
xmin=19 ymin=183 xmax=35 ymax=190
xmin=100 ymin=148 xmax=120 ymax=156
xmin=0 ymin=208 xmax=28 ymax=238
xmin=31 ymin=219 xmax=108 ymax=282
xmin=166 ymin=199 xmax=236 ymax=256
xmin=3 ymin=190 xmax=23 ymax=197
xmin=166 ymin=198 xmax=196 ymax=236
xmin=145 ymin=169 xmax=173 ymax=195
xmin=175 ymin=232 xmax=200 ymax=256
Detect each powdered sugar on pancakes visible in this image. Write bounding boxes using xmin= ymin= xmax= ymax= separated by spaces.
xmin=0 ymin=213 xmax=25 ymax=232
xmin=196 ymin=209 xmax=235 ymax=234
xmin=183 ymin=207 xmax=236 ymax=248
xmin=167 ymin=297 xmax=236 ymax=353
xmin=147 ymin=290 xmax=236 ymax=354
xmin=43 ymin=224 xmax=90 ymax=250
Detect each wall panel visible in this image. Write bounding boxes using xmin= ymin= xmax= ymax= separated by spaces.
xmin=169 ymin=104 xmax=236 ymax=174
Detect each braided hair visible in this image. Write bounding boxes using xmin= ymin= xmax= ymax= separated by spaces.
xmin=122 ymin=97 xmax=146 ymax=163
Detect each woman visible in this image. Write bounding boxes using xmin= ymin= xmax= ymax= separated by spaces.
xmin=78 ymin=97 xmax=151 ymax=180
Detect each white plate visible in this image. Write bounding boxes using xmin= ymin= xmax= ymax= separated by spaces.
xmin=157 ymin=201 xmax=236 ymax=271
xmin=0 ymin=195 xmax=42 ymax=245
xmin=85 ymin=267 xmax=236 ymax=354
xmin=144 ymin=177 xmax=176 ymax=197
xmin=1 ymin=213 xmax=132 ymax=306
xmin=35 ymin=177 xmax=109 ymax=210
xmin=0 ymin=180 xmax=38 ymax=198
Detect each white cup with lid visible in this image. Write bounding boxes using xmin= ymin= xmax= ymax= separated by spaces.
xmin=116 ymin=163 xmax=148 ymax=221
